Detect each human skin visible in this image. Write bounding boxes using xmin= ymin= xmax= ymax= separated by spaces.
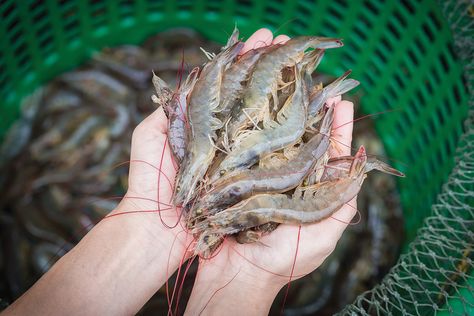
xmin=2 ymin=29 xmax=356 ymax=316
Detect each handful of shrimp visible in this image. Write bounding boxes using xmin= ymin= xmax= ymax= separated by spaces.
xmin=153 ymin=28 xmax=404 ymax=257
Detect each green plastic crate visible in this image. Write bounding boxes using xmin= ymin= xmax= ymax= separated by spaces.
xmin=0 ymin=0 xmax=471 ymax=314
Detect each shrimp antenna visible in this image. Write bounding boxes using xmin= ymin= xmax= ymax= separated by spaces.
xmin=200 ymin=47 xmax=216 ymax=61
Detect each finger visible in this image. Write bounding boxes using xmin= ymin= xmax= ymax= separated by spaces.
xmin=128 ymin=107 xmax=176 ymax=201
xmin=137 ymin=106 xmax=168 ymax=135
xmin=323 ymin=197 xmax=357 ymax=240
xmin=301 ymin=197 xmax=357 ymax=255
xmin=131 ymin=107 xmax=168 ymax=163
xmin=329 ymin=100 xmax=354 ymax=157
xmin=241 ymin=28 xmax=273 ymax=55
xmin=272 ymin=34 xmax=290 ymax=45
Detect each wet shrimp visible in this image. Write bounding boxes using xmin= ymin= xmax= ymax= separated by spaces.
xmin=151 ymin=73 xmax=174 ymax=111
xmin=60 ymin=70 xmax=131 ymax=103
xmin=226 ymin=36 xmax=343 ymax=139
xmin=235 ymin=222 xmax=279 ymax=244
xmin=192 ymin=106 xmax=334 ymax=218
xmin=217 ymin=47 xmax=265 ymax=121
xmin=93 ymin=45 xmax=152 ymax=89
xmin=173 ymin=41 xmax=244 ymax=205
xmin=320 ymin=155 xmax=405 ymax=181
xmin=210 ymin=51 xmax=320 ymax=181
xmin=166 ymin=68 xmax=200 ymax=163
xmin=193 ymin=146 xmax=370 ymax=254
xmin=307 ymin=70 xmax=359 ymax=128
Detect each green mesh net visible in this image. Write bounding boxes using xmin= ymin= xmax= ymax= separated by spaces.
xmin=340 ymin=1 xmax=474 ymax=314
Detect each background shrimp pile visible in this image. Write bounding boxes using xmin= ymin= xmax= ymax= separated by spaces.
xmin=154 ymin=28 xmax=405 ymax=258
xmin=0 ymin=28 xmax=406 ymax=315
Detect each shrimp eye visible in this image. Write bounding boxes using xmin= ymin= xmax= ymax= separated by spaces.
xmin=176 ymin=185 xmax=181 ymax=192
xmin=219 ymin=170 xmax=226 ymax=176
xmin=196 ymin=209 xmax=202 ymax=215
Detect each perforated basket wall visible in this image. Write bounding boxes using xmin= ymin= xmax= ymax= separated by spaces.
xmin=0 ymin=0 xmax=471 ymax=314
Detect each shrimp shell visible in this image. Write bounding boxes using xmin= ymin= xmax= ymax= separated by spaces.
xmin=307 ymin=70 xmax=359 ymax=127
xmin=321 ymin=153 xmax=405 ymax=181
xmin=235 ymin=222 xmax=279 ymax=244
xmin=218 ymin=47 xmax=265 ymax=120
xmin=194 ymin=147 xmax=368 ymax=239
xmin=151 ymin=73 xmax=173 ymax=111
xmin=166 ymin=68 xmax=199 ymax=162
xmin=226 ymin=36 xmax=343 ymax=139
xmin=210 ymin=58 xmax=314 ymax=181
xmin=173 ymin=41 xmax=244 ymax=205
xmin=192 ymin=106 xmax=334 ymax=217
xmin=93 ymin=46 xmax=152 ymax=89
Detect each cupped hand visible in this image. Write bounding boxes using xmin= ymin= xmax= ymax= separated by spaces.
xmin=116 ymin=28 xmax=357 ymax=314
xmin=113 ymin=105 xmax=192 ymax=256
xmin=185 ymin=29 xmax=358 ymax=314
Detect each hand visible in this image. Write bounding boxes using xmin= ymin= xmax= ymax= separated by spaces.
xmin=185 ymin=29 xmax=357 ymax=315
xmin=3 ymin=105 xmax=192 ymax=316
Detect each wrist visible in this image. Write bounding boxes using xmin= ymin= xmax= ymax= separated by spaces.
xmin=109 ymin=194 xmax=193 ymax=278
xmin=185 ymin=258 xmax=283 ymax=315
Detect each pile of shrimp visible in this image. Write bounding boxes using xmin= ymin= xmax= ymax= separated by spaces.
xmin=153 ymin=27 xmax=405 ymax=257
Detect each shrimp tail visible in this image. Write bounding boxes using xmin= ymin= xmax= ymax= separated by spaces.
xmin=308 ymin=70 xmax=359 ymax=118
xmin=334 ymin=78 xmax=360 ymax=96
xmin=223 ymin=26 xmax=240 ymax=49
xmin=366 ymin=159 xmax=406 ymax=177
xmin=217 ymin=41 xmax=244 ymax=67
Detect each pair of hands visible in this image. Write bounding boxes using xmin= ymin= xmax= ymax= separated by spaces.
xmin=120 ymin=29 xmax=357 ymax=314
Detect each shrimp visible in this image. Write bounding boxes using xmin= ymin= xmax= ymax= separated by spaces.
xmin=166 ymin=68 xmax=200 ymax=163
xmin=60 ymin=70 xmax=131 ymax=103
xmin=226 ymin=36 xmax=343 ymax=139
xmin=217 ymin=47 xmax=265 ymax=121
xmin=173 ymin=41 xmax=244 ymax=205
xmin=191 ymin=106 xmax=334 ymax=218
xmin=267 ymin=50 xmax=324 ymax=122
xmin=193 ymin=146 xmax=369 ymax=254
xmin=222 ymin=25 xmax=240 ymax=50
xmin=209 ymin=52 xmax=319 ymax=182
xmin=235 ymin=222 xmax=279 ymax=244
xmin=93 ymin=46 xmax=152 ymax=89
xmin=151 ymin=73 xmax=173 ymax=111
xmin=320 ymin=154 xmax=405 ymax=181
xmin=307 ymin=71 xmax=359 ymax=128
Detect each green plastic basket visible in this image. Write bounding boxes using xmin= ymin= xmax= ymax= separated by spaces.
xmin=0 ymin=0 xmax=471 ymax=314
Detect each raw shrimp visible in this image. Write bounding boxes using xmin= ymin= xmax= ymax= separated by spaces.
xmin=60 ymin=70 xmax=131 ymax=103
xmin=217 ymin=47 xmax=265 ymax=122
xmin=151 ymin=73 xmax=174 ymax=111
xmin=93 ymin=45 xmax=152 ymax=89
xmin=235 ymin=222 xmax=279 ymax=244
xmin=192 ymin=106 xmax=334 ymax=217
xmin=173 ymin=41 xmax=244 ymax=205
xmin=210 ymin=55 xmax=316 ymax=181
xmin=320 ymin=155 xmax=405 ymax=181
xmin=307 ymin=70 xmax=359 ymax=128
xmin=193 ymin=147 xmax=369 ymax=254
xmin=266 ymin=49 xmax=324 ymax=126
xmin=165 ymin=68 xmax=199 ymax=163
xmin=226 ymin=36 xmax=343 ymax=139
